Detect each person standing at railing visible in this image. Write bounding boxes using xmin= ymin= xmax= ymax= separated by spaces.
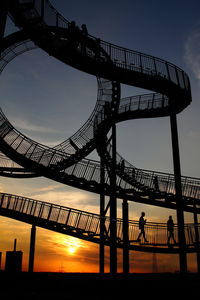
xmin=132 ymin=168 xmax=136 ymax=180
xmin=95 ymin=38 xmax=101 ymax=60
xmin=137 ymin=212 xmax=148 ymax=242
xmin=80 ymin=24 xmax=88 ymax=54
xmin=103 ymin=101 xmax=111 ymax=119
xmin=153 ymin=175 xmax=159 ymax=191
xmin=167 ymin=216 xmax=176 ymax=245
xmin=68 ymin=21 xmax=80 ymax=49
xmin=120 ymin=159 xmax=125 ymax=172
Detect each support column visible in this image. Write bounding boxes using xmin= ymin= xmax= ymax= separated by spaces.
xmin=170 ymin=111 xmax=187 ymax=273
xmin=110 ymin=123 xmax=117 ymax=274
xmin=28 ymin=224 xmax=36 ymax=273
xmin=122 ymin=199 xmax=129 ymax=274
xmin=99 ymin=153 xmax=105 ymax=274
xmin=0 ymin=3 xmax=7 ymax=40
xmin=193 ymin=203 xmax=200 ymax=273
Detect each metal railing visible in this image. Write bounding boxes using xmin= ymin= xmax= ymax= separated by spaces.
xmin=118 ymin=93 xmax=169 ymax=114
xmin=0 ymin=192 xmax=199 ymax=248
xmin=15 ymin=0 xmax=191 ymax=97
xmin=0 ymin=34 xmax=114 ymax=158
xmin=1 ymin=103 xmax=200 ymax=201
xmin=0 ymin=1 xmax=198 ymax=203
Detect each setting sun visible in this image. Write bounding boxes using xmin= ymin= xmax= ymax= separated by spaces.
xmin=68 ymin=247 xmax=76 ymax=255
xmin=62 ymin=236 xmax=86 ymax=256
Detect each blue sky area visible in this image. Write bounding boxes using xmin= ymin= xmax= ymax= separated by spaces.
xmin=0 ymin=0 xmax=200 ymax=272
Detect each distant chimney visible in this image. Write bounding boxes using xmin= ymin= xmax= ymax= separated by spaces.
xmin=13 ymin=238 xmax=17 ymax=251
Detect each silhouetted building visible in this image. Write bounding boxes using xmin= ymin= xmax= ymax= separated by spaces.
xmin=5 ymin=239 xmax=23 ymax=272
xmin=5 ymin=251 xmax=23 ymax=272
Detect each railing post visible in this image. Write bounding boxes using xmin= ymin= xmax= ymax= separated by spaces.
xmin=139 ymin=53 xmax=143 ymax=72
xmin=56 ymin=12 xmax=59 ymax=27
xmin=153 ymin=57 xmax=157 ymax=74
xmin=65 ymin=209 xmax=71 ymax=226
xmin=0 ymin=193 xmax=5 ymax=206
xmin=170 ymin=107 xmax=187 ymax=273
xmin=124 ymin=49 xmax=127 ymax=68
xmin=175 ymin=67 xmax=180 ymax=86
xmin=0 ymin=1 xmax=7 ymax=42
xmin=165 ymin=62 xmax=171 ymax=80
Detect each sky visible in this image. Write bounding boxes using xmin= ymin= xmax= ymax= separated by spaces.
xmin=0 ymin=0 xmax=200 ymax=273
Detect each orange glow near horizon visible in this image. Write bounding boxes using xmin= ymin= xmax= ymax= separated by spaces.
xmin=0 ymin=215 xmax=198 ymax=273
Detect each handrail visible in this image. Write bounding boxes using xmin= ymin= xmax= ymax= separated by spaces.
xmin=0 ymin=32 xmax=117 ymax=168
xmin=0 ymin=1 xmax=198 ymax=208
xmin=41 ymin=0 xmax=190 ymax=89
xmin=1 ymin=96 xmax=200 ymax=204
xmin=19 ymin=0 xmax=191 ymax=98
xmin=0 ymin=192 xmax=199 ymax=252
xmin=1 ymin=93 xmax=200 ymax=201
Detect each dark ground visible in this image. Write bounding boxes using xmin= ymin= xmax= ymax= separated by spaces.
xmin=0 ymin=272 xmax=199 ymax=299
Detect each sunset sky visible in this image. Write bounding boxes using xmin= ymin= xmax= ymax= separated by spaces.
xmin=0 ymin=0 xmax=200 ymax=273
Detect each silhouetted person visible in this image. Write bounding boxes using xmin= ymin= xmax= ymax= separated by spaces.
xmin=94 ymin=37 xmax=112 ymax=63
xmin=68 ymin=21 xmax=80 ymax=48
xmin=137 ymin=212 xmax=148 ymax=242
xmin=120 ymin=159 xmax=125 ymax=172
xmin=81 ymin=24 xmax=88 ymax=36
xmin=95 ymin=38 xmax=102 ymax=60
xmin=167 ymin=216 xmax=176 ymax=245
xmin=69 ymin=21 xmax=80 ymax=33
xmin=153 ymin=175 xmax=159 ymax=191
xmin=132 ymin=168 xmax=135 ymax=180
xmin=80 ymin=24 xmax=88 ymax=54
xmin=104 ymin=101 xmax=111 ymax=118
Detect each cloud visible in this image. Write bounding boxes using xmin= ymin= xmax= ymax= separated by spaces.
xmin=8 ymin=116 xmax=65 ymax=146
xmin=29 ymin=184 xmax=61 ymax=194
xmin=184 ymin=28 xmax=200 ymax=80
xmin=12 ymin=117 xmax=58 ymax=135
xmin=0 ymin=183 xmax=5 ymax=193
xmin=29 ymin=188 xmax=99 ymax=213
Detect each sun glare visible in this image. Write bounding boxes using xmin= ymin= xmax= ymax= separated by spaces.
xmin=53 ymin=235 xmax=88 ymax=257
xmin=68 ymin=247 xmax=76 ymax=255
xmin=64 ymin=236 xmax=84 ymax=255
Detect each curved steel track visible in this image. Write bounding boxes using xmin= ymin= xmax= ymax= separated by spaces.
xmin=0 ymin=0 xmax=199 ymax=253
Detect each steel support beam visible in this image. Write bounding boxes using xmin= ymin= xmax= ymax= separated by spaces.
xmin=0 ymin=1 xmax=8 ymax=40
xmin=170 ymin=111 xmax=187 ymax=273
xmin=28 ymin=224 xmax=36 ymax=273
xmin=110 ymin=123 xmax=117 ymax=274
xmin=122 ymin=199 xmax=129 ymax=274
xmin=99 ymin=152 xmax=105 ymax=273
xmin=193 ymin=203 xmax=200 ymax=273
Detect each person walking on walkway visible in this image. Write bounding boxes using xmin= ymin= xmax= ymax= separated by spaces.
xmin=137 ymin=212 xmax=148 ymax=242
xmin=167 ymin=216 xmax=176 ymax=245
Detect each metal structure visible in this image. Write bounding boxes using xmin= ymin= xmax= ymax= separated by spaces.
xmin=0 ymin=0 xmax=199 ymax=273
xmin=0 ymin=192 xmax=199 ymax=253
